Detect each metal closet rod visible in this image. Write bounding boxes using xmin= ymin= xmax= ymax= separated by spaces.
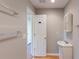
xmin=0 ymin=3 xmax=18 ymax=16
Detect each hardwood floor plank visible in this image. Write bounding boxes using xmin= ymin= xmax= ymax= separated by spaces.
xmin=33 ymin=56 xmax=59 ymax=59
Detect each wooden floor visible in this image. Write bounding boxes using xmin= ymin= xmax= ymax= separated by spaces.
xmin=33 ymin=56 xmax=59 ymax=59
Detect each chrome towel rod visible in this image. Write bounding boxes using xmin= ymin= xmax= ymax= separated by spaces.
xmin=0 ymin=3 xmax=18 ymax=16
xmin=0 ymin=31 xmax=22 ymax=41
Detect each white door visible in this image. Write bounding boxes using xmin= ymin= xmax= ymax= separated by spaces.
xmin=32 ymin=15 xmax=47 ymax=56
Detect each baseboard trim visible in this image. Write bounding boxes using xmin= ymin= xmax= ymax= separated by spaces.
xmin=47 ymin=53 xmax=59 ymax=56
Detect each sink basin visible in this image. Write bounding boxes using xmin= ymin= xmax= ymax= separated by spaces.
xmin=57 ymin=41 xmax=72 ymax=47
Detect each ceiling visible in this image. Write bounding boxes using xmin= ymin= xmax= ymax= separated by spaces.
xmin=30 ymin=0 xmax=69 ymax=8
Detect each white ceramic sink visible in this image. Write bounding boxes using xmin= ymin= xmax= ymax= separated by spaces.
xmin=57 ymin=41 xmax=72 ymax=47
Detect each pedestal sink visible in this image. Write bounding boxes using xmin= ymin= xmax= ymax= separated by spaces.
xmin=57 ymin=41 xmax=72 ymax=47
xmin=57 ymin=41 xmax=72 ymax=59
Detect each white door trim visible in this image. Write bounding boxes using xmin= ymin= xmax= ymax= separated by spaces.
xmin=47 ymin=53 xmax=59 ymax=56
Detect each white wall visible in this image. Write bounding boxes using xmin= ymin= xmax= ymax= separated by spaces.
xmin=0 ymin=0 xmax=26 ymax=59
xmin=36 ymin=8 xmax=64 ymax=53
xmin=0 ymin=0 xmax=34 ymax=59
xmin=65 ymin=0 xmax=79 ymax=59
